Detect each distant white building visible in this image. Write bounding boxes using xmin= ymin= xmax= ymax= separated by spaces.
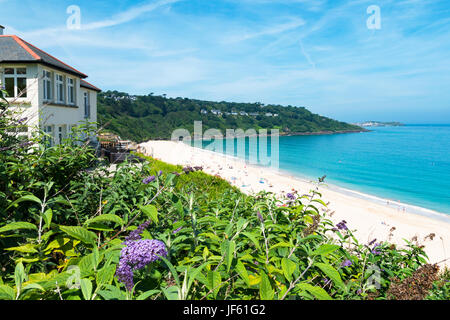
xmin=265 ymin=113 xmax=273 ymax=117
xmin=200 ymin=109 xmax=208 ymax=114
xmin=239 ymin=111 xmax=248 ymax=116
xmin=211 ymin=109 xmax=222 ymax=115
xmin=0 ymin=26 xmax=100 ymax=146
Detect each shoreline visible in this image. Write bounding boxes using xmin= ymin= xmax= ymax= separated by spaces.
xmin=186 ymin=128 xmax=369 ymax=141
xmin=139 ymin=140 xmax=450 ymax=267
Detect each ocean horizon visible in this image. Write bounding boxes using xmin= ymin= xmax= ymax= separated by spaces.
xmin=197 ymin=124 xmax=450 ymax=216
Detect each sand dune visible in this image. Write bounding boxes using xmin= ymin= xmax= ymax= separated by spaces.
xmin=139 ymin=140 xmax=450 ymax=268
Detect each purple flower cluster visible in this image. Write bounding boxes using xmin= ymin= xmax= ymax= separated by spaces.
xmin=116 ymin=221 xmax=168 ymax=291
xmin=116 ymin=239 xmax=168 ymax=291
xmin=286 ymin=193 xmax=296 ymax=200
xmin=371 ymin=242 xmax=382 ymax=255
xmin=341 ymin=259 xmax=353 ymax=267
xmin=256 ymin=211 xmax=264 ymax=223
xmin=142 ymin=175 xmax=156 ymax=184
xmin=173 ymin=226 xmax=183 ymax=234
xmin=125 ymin=220 xmax=151 ymax=242
xmin=322 ymin=278 xmax=332 ymax=286
xmin=336 ymin=220 xmax=348 ymax=231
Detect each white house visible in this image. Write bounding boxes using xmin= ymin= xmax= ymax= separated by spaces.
xmin=0 ymin=26 xmax=101 ymax=146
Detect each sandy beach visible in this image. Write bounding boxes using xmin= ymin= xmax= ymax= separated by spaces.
xmin=139 ymin=140 xmax=450 ymax=268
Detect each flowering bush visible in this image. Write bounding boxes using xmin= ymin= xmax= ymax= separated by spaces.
xmin=0 ymin=91 xmax=448 ymax=300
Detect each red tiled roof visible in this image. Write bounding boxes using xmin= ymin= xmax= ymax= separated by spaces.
xmin=0 ymin=35 xmax=88 ymax=78
xmin=81 ymin=79 xmax=101 ymax=92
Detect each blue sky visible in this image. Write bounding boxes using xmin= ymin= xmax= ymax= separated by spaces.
xmin=1 ymin=0 xmax=450 ymax=123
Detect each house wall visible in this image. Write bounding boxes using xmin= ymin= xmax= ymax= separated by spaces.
xmin=1 ymin=63 xmax=98 ymax=145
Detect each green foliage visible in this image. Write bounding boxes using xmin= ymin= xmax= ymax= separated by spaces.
xmin=97 ymin=91 xmax=364 ymax=143
xmin=0 ymin=91 xmax=446 ymax=300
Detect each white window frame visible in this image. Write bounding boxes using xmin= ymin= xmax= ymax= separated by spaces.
xmin=43 ymin=70 xmax=52 ymax=102
xmin=3 ymin=67 xmax=27 ymax=98
xmin=56 ymin=74 xmax=65 ymax=103
xmin=67 ymin=78 xmax=75 ymax=105
xmin=84 ymin=91 xmax=90 ymax=119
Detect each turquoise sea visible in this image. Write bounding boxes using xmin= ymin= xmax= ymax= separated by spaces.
xmin=198 ymin=125 xmax=450 ymax=215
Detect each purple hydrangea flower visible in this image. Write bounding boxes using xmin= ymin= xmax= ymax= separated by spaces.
xmin=142 ymin=175 xmax=156 ymax=184
xmin=341 ymin=259 xmax=353 ymax=267
xmin=116 ymin=239 xmax=168 ymax=291
xmin=158 ymin=170 xmax=163 ymax=176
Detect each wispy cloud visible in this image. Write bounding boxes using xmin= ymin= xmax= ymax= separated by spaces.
xmin=221 ymin=18 xmax=306 ymax=44
xmin=82 ymin=0 xmax=182 ymax=30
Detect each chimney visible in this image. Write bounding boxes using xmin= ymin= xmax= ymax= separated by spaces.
xmin=0 ymin=25 xmax=4 ymax=35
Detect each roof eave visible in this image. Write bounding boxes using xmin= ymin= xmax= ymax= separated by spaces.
xmin=0 ymin=60 xmax=88 ymax=78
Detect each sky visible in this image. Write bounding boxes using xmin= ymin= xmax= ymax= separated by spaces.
xmin=1 ymin=0 xmax=449 ymax=123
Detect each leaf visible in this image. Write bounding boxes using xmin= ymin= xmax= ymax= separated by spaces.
xmin=259 ymin=272 xmax=274 ymax=300
xmin=14 ymin=262 xmax=26 ymax=297
xmin=269 ymin=242 xmax=291 ymax=251
xmin=139 ymin=205 xmax=158 ymax=224
xmin=59 ymin=226 xmax=97 ymax=245
xmin=225 ymin=240 xmax=236 ymax=273
xmin=5 ymin=244 xmax=38 ymax=253
xmin=236 ymin=260 xmax=250 ymax=286
xmin=241 ymin=232 xmax=261 ymax=250
xmin=315 ymin=262 xmax=345 ymax=290
xmin=97 ymin=284 xmax=126 ymax=300
xmin=248 ymin=274 xmax=261 ymax=286
xmin=161 ymin=286 xmax=180 ymax=300
xmin=7 ymin=194 xmax=42 ymax=210
xmin=311 ymin=244 xmax=340 ymax=257
xmin=206 ymin=271 xmax=222 ymax=298
xmin=297 ymin=283 xmax=333 ymax=300
xmin=43 ymin=208 xmax=53 ymax=229
xmin=136 ymin=289 xmax=160 ymax=300
xmin=0 ymin=222 xmax=37 ymax=234
xmin=0 ymin=285 xmax=15 ymax=300
xmin=85 ymin=214 xmax=124 ymax=227
xmin=281 ymin=258 xmax=297 ymax=282
xmin=96 ymin=265 xmax=116 ymax=287
xmin=92 ymin=247 xmax=100 ymax=271
xmin=80 ymin=279 xmax=93 ymax=300
xmin=159 ymin=256 xmax=181 ymax=289
xmin=22 ymin=283 xmax=45 ymax=292
xmin=187 ymin=262 xmax=210 ymax=296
